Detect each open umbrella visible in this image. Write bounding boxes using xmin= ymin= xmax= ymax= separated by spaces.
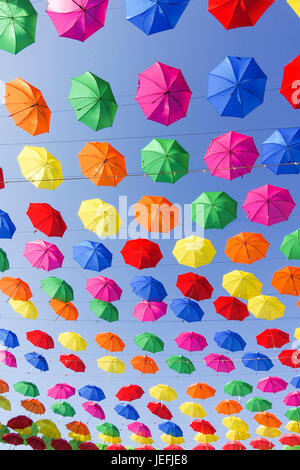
xmin=21 ymin=399 xmax=45 ymax=415
xmin=280 ymin=54 xmax=300 ymax=109
xmin=78 ymin=198 xmax=122 ymax=237
xmin=170 ymin=298 xmax=204 ymax=322
xmin=0 ymin=350 xmax=17 ymax=368
xmin=250 ymin=437 xmax=274 ymax=450
xmin=175 ymin=332 xmax=207 ymax=352
xmin=0 ymin=248 xmax=9 ymax=272
xmin=190 ymin=419 xmax=215 ymax=434
xmin=116 ymin=385 xmax=144 ymax=402
xmin=278 ymin=350 xmax=300 ymax=369
xmin=187 ymin=383 xmax=216 ymax=400
xmin=208 ymin=0 xmax=274 ymax=29
xmin=82 ymin=401 xmax=105 ymax=420
xmin=114 ymin=403 xmax=139 ymax=421
xmin=24 ymin=240 xmax=64 ymax=271
xmin=272 ymin=266 xmax=300 ymax=296
xmin=283 ymin=391 xmax=300 ymax=407
xmin=242 ymin=353 xmax=273 ymax=371
xmin=26 ymin=330 xmax=54 ymax=350
xmin=130 ymin=276 xmax=167 ymax=302
xmin=191 ymin=191 xmax=237 ymax=229
xmin=261 ymin=128 xmax=300 ymax=174
xmin=256 ymin=328 xmax=289 ymax=349
xmin=9 ymin=299 xmax=38 ymax=319
xmin=41 ymin=277 xmax=73 ymax=302
xmin=73 ymin=240 xmax=112 ymax=272
xmin=222 ymin=270 xmax=262 ymax=299
xmin=97 ymin=356 xmax=125 ymax=374
xmin=172 ymin=236 xmax=216 ymax=268
xmin=134 ymin=333 xmax=164 ymax=353
xmin=166 ymin=355 xmax=195 ymax=374
xmin=224 ymin=380 xmax=253 ymax=398
xmin=58 ymin=332 xmax=87 ymax=352
xmin=0 ymin=276 xmax=32 ymax=300
xmin=215 ymin=399 xmax=243 ymax=415
xmin=214 ymin=330 xmax=246 ymax=352
xmin=0 ymin=329 xmax=19 ymax=348
xmin=48 ymin=383 xmax=75 ymax=400
xmin=14 ymin=381 xmax=39 ymax=397
xmin=89 ymin=299 xmax=118 ymax=322
xmin=223 ymin=441 xmax=246 ymax=450
xmin=204 ymin=354 xmax=235 ymax=373
xmin=176 ymin=273 xmax=213 ymax=300
xmin=147 ymin=402 xmax=172 ymax=420
xmin=60 ymin=354 xmax=86 ymax=373
xmin=24 ymin=352 xmax=49 ymax=372
xmin=78 ymin=385 xmax=105 ymax=402
xmin=213 ymin=296 xmax=249 ymax=321
xmin=291 ymin=377 xmax=300 ymax=389
xmin=17 ymin=146 xmax=63 ymax=190
xmin=51 ymin=401 xmax=75 ymax=418
xmin=130 ymin=355 xmax=159 ymax=374
xmin=225 ymin=232 xmax=269 ymax=264
xmin=0 ymin=379 xmax=9 ymax=393
xmin=281 ymin=229 xmax=300 ymax=259
xmin=258 ymin=377 xmax=288 ymax=393
xmin=133 ymin=300 xmax=167 ymax=322
xmin=254 ymin=411 xmax=281 ymax=428
xmin=248 ymin=295 xmax=285 ymax=321
xmin=121 ymin=238 xmax=163 ymax=269
xmin=0 ymin=210 xmax=16 ymax=238
xmin=0 ymin=0 xmax=37 ymax=54
xmin=49 ymin=299 xmax=78 ymax=321
xmin=180 ymin=403 xmax=206 ymax=419
xmin=86 ymin=276 xmax=122 ymax=302
xmin=26 ymin=203 xmax=66 ymax=237
xmin=134 ymin=195 xmax=179 ymax=233
xmin=149 ymin=384 xmax=177 ymax=401
xmin=95 ymin=332 xmax=125 ymax=352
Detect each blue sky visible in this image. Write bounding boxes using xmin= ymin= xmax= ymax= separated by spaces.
xmin=0 ymin=0 xmax=300 ymax=450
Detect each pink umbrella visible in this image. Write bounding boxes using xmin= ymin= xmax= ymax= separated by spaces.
xmin=47 ymin=383 xmax=76 ymax=400
xmin=257 ymin=376 xmax=288 ymax=394
xmin=133 ymin=301 xmax=167 ymax=322
xmin=46 ymin=0 xmax=109 ymax=42
xmin=24 ymin=240 xmax=64 ymax=271
xmin=175 ymin=332 xmax=208 ymax=352
xmin=204 ymin=131 xmax=259 ymax=180
xmin=82 ymin=401 xmax=105 ymax=419
xmin=136 ymin=61 xmax=192 ymax=126
xmin=0 ymin=350 xmax=17 ymax=368
xmin=283 ymin=391 xmax=300 ymax=406
xmin=242 ymin=184 xmax=296 ymax=226
xmin=128 ymin=422 xmax=152 ymax=438
xmin=86 ymin=276 xmax=122 ymax=302
xmin=204 ymin=353 xmax=235 ymax=373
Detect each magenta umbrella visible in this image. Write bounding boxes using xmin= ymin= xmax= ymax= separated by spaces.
xmin=24 ymin=240 xmax=64 ymax=271
xmin=136 ymin=61 xmax=192 ymax=126
xmin=204 ymin=131 xmax=259 ymax=180
xmin=86 ymin=276 xmax=122 ymax=302
xmin=82 ymin=401 xmax=105 ymax=419
xmin=204 ymin=353 xmax=235 ymax=373
xmin=128 ymin=422 xmax=151 ymax=437
xmin=47 ymin=383 xmax=76 ymax=400
xmin=257 ymin=376 xmax=288 ymax=394
xmin=175 ymin=332 xmax=208 ymax=352
xmin=46 ymin=0 xmax=109 ymax=42
xmin=133 ymin=301 xmax=167 ymax=322
xmin=283 ymin=391 xmax=300 ymax=406
xmin=0 ymin=350 xmax=17 ymax=368
xmin=242 ymin=184 xmax=296 ymax=226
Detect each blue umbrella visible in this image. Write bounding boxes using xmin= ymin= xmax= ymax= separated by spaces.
xmin=130 ymin=276 xmax=167 ymax=302
xmin=0 ymin=210 xmax=16 ymax=239
xmin=291 ymin=376 xmax=300 ymax=389
xmin=170 ymin=298 xmax=204 ymax=322
xmin=214 ymin=330 xmax=246 ymax=352
xmin=78 ymin=385 xmax=105 ymax=402
xmin=114 ymin=403 xmax=140 ymax=420
xmin=261 ymin=128 xmax=300 ymax=174
xmin=158 ymin=421 xmax=183 ymax=437
xmin=0 ymin=329 xmax=19 ymax=348
xmin=241 ymin=352 xmax=273 ymax=372
xmin=73 ymin=241 xmax=112 ymax=272
xmin=24 ymin=352 xmax=49 ymax=372
xmin=125 ymin=0 xmax=190 ymax=35
xmin=207 ymin=56 xmax=267 ymax=118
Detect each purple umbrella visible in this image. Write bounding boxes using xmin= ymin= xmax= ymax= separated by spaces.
xmin=133 ymin=301 xmax=167 ymax=322
xmin=204 ymin=353 xmax=235 ymax=373
xmin=82 ymin=401 xmax=105 ymax=419
xmin=283 ymin=391 xmax=300 ymax=406
xmin=24 ymin=240 xmax=64 ymax=271
xmin=175 ymin=332 xmax=208 ymax=352
xmin=257 ymin=376 xmax=288 ymax=393
xmin=0 ymin=350 xmax=17 ymax=368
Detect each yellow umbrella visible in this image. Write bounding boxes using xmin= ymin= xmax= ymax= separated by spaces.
xmin=248 ymin=295 xmax=285 ymax=321
xmin=98 ymin=433 xmax=121 ymax=444
xmin=194 ymin=433 xmax=218 ymax=443
xmin=130 ymin=434 xmax=153 ymax=445
xmin=222 ymin=270 xmax=262 ymax=300
xmin=161 ymin=434 xmax=184 ymax=445
xmin=226 ymin=430 xmax=250 ymax=441
xmin=15 ymin=427 xmax=32 ymax=436
xmin=256 ymin=425 xmax=281 ymax=438
xmin=287 ymin=0 xmax=300 ymax=17
xmin=35 ymin=419 xmax=61 ymax=439
xmin=285 ymin=421 xmax=300 ymax=433
xmin=149 ymin=384 xmax=177 ymax=402
xmin=9 ymin=299 xmax=38 ymax=319
xmin=294 ymin=328 xmax=300 ymax=341
xmin=172 ymin=236 xmax=216 ymax=268
xmin=78 ymin=198 xmax=122 ymax=237
xmin=58 ymin=332 xmax=87 ymax=352
xmin=0 ymin=396 xmax=11 ymax=411
xmin=97 ymin=356 xmax=125 ymax=374
xmin=223 ymin=417 xmax=249 ymax=432
xmin=68 ymin=432 xmax=91 ymax=442
xmin=17 ymin=146 xmax=63 ymax=190
xmin=179 ymin=402 xmax=206 ymax=418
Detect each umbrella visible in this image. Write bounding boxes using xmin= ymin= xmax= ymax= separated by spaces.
xmin=106 ymin=443 xmax=126 ymax=450
xmin=60 ymin=354 xmax=86 ymax=372
xmin=26 ymin=330 xmax=54 ymax=349
xmin=131 ymin=434 xmax=153 ymax=445
xmin=77 ymin=142 xmax=126 ymax=187
xmin=134 ymin=195 xmax=179 ymax=233
xmin=24 ymin=240 xmax=64 ymax=271
xmin=254 ymin=412 xmax=282 ymax=428
xmin=223 ymin=416 xmax=248 ymax=432
xmin=285 ymin=421 xmax=300 ymax=433
xmin=86 ymin=276 xmax=122 ymax=302
xmin=26 ymin=203 xmax=66 ymax=237
xmin=0 ymin=0 xmax=37 ymax=54
xmin=49 ymin=299 xmax=78 ymax=321
xmin=223 ymin=441 xmax=246 ymax=450
xmin=248 ymin=295 xmax=285 ymax=320
xmin=161 ymin=434 xmax=184 ymax=445
xmin=278 ymin=350 xmax=300 ymax=369
xmin=193 ymin=443 xmax=215 ymax=450
xmin=170 ymin=298 xmax=204 ymax=322
xmin=147 ymin=402 xmax=172 ymax=420
xmin=163 ymin=445 xmax=184 ymax=450
xmin=136 ymin=61 xmax=192 ymax=126
xmin=0 ymin=350 xmax=17 ymax=368
xmin=204 ymin=354 xmax=235 ymax=373
xmin=97 ymin=422 xmax=120 ymax=437
xmin=208 ymin=0 xmax=274 ymax=29
xmin=0 ymin=248 xmax=9 ymax=272
xmin=0 ymin=379 xmax=9 ymax=393
xmin=258 ymin=377 xmax=288 ymax=393
xmin=0 ymin=210 xmax=16 ymax=238
xmin=281 ymin=229 xmax=300 ymax=259
xmin=281 ymin=55 xmax=300 ymax=109
xmin=21 ymin=399 xmax=45 ymax=415
xmin=291 ymin=377 xmax=300 ymax=389
xmin=51 ymin=402 xmax=76 ymax=418
xmin=9 ymin=299 xmax=38 ymax=319
xmin=194 ymin=433 xmax=218 ymax=444
xmin=166 ymin=355 xmax=195 ymax=374
xmin=66 ymin=421 xmax=90 ymax=436
xmin=242 ymin=353 xmax=273 ymax=372
xmin=242 ymin=184 xmax=296 ymax=226
xmin=24 ymin=352 xmax=49 ymax=372
xmin=285 ymin=408 xmax=300 ymax=422
xmin=186 ymin=383 xmax=216 ymax=400
xmin=225 ymin=431 xmax=250 ymax=441
xmin=280 ymin=434 xmax=300 ymax=446
xmin=114 ymin=403 xmax=139 ymax=421
xmin=272 ymin=266 xmax=300 ymax=296
xmin=246 ymin=397 xmax=272 ymax=412
xmin=213 ymin=296 xmax=249 ymax=321
xmin=215 ymin=400 xmax=243 ymax=415
xmin=172 ymin=236 xmax=216 ymax=268
xmin=78 ymin=385 xmax=105 ymax=402
xmin=41 ymin=277 xmax=73 ymax=302
xmin=7 ymin=415 xmax=33 ymax=430
xmin=224 ymin=380 xmax=253 ymax=398
xmin=0 ymin=276 xmax=32 ymax=300
xmin=214 ymin=330 xmax=246 ymax=352
xmin=58 ymin=332 xmax=87 ymax=351
xmin=14 ymin=381 xmax=39 ymax=397
xmin=190 ymin=419 xmax=215 ymax=434
xmin=131 ymin=355 xmax=159 ymax=374
xmin=149 ymin=384 xmax=177 ymax=401
xmin=97 ymin=356 xmax=125 ymax=374
xmin=0 ymin=397 xmax=10 ymax=411
xmin=261 ymin=128 xmax=300 ymax=174
xmin=78 ymin=198 xmax=122 ymax=237
xmin=203 ymin=131 xmax=259 ymax=180
xmin=82 ymin=401 xmax=105 ymax=420
xmin=287 ymin=0 xmax=300 ymax=16
xmin=128 ymin=422 xmax=151 ymax=437
xmin=134 ymin=333 xmax=164 ymax=353
xmin=0 ymin=329 xmax=19 ymax=348
xmin=120 ymin=238 xmax=163 ymax=269
xmin=2 ymin=433 xmax=23 ymax=446
xmin=159 ymin=422 xmax=182 ymax=437
xmin=284 ymin=392 xmax=300 ymax=407
xmin=222 ymin=270 xmax=262 ymax=300
xmin=133 ymin=300 xmax=167 ymax=322
xmin=17 ymin=146 xmax=63 ymax=190
xmin=36 ymin=420 xmax=60 ymax=439
xmin=250 ymin=437 xmax=274 ymax=450
xmin=141 ymin=138 xmax=189 ymax=183
xmin=256 ymin=328 xmax=289 ymax=349
xmin=89 ymin=299 xmax=118 ymax=322
xmin=191 ymin=191 xmax=237 ymax=229
xmin=116 ymin=385 xmax=144 ymax=402
xmin=225 ymin=232 xmax=269 ymax=264
xmin=69 ymin=72 xmax=117 ymax=131
xmin=180 ymin=403 xmax=206 ymax=419
xmin=130 ymin=276 xmax=167 ymax=302
xmin=46 ymin=0 xmax=109 ymax=41
xmin=176 ymin=273 xmax=213 ymax=300
xmin=175 ymin=332 xmax=207 ymax=352
xmin=47 ymin=383 xmax=75 ymax=400
xmin=207 ymin=56 xmax=267 ymax=117
xmin=95 ymin=332 xmax=125 ymax=352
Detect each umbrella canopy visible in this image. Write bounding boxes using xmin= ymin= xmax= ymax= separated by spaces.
xmin=0 ymin=379 xmax=9 ymax=394
xmin=120 ymin=238 xmax=163 ymax=269
xmin=291 ymin=377 xmax=300 ymax=389
xmin=0 ymin=276 xmax=32 ymax=300
xmin=2 ymin=433 xmax=24 ymax=446
xmin=0 ymin=248 xmax=9 ymax=272
xmin=272 ymin=266 xmax=300 ymax=296
xmin=0 ymin=0 xmax=37 ymax=54
xmin=186 ymin=383 xmax=216 ymax=400
xmin=223 ymin=441 xmax=246 ymax=451
xmin=193 ymin=443 xmax=215 ymax=450
xmin=224 ymin=380 xmax=253 ymax=398
xmin=134 ymin=195 xmax=179 ymax=233
xmin=166 ymin=355 xmax=195 ymax=374
xmin=130 ymin=276 xmax=167 ymax=302
xmin=82 ymin=401 xmax=105 ymax=420
xmin=280 ymin=54 xmax=300 ymax=109
xmin=258 ymin=376 xmax=288 ymax=393
xmin=14 ymin=381 xmax=39 ymax=397
xmin=69 ymin=72 xmax=117 ymax=131
xmin=0 ymin=210 xmax=16 ymax=238
xmin=208 ymin=0 xmax=274 ymax=29
xmin=89 ymin=299 xmax=118 ymax=322
xmin=149 ymin=384 xmax=177 ymax=401
xmin=214 ymin=330 xmax=246 ymax=352
xmin=97 ymin=422 xmax=120 ymax=438
xmin=26 ymin=436 xmax=46 ymax=450
xmin=136 ymin=61 xmax=192 ymax=126
xmin=51 ymin=401 xmax=75 ymax=418
xmin=47 ymin=383 xmax=76 ymax=400
xmin=86 ymin=276 xmax=122 ymax=302
xmin=78 ymin=198 xmax=122 ymax=237
xmin=170 ymin=298 xmax=204 ymax=322
xmin=180 ymin=403 xmax=206 ymax=419
xmin=172 ymin=235 xmax=216 ymax=268
xmin=21 ymin=399 xmax=45 ymax=415
xmin=49 ymin=299 xmax=78 ymax=321
xmin=256 ymin=328 xmax=289 ymax=349
xmin=215 ymin=399 xmax=243 ymax=415
xmin=176 ymin=273 xmax=213 ymax=301
xmin=248 ymin=295 xmax=285 ymax=321
xmin=242 ymin=353 xmax=273 ymax=371
xmin=128 ymin=422 xmax=152 ymax=437
xmin=0 ymin=350 xmax=16 ymax=367
xmin=73 ymin=240 xmax=112 ymax=272
xmin=250 ymin=437 xmax=274 ymax=450
xmin=116 ymin=385 xmax=144 ymax=402
xmin=114 ymin=403 xmax=139 ymax=421
xmin=17 ymin=146 xmax=63 ymax=190
xmin=222 ymin=270 xmax=262 ymax=300
xmin=207 ymin=56 xmax=267 ymax=117
xmin=159 ymin=421 xmax=183 ymax=437
xmin=284 ymin=392 xmax=300 ymax=407
xmin=131 ymin=355 xmax=159 ymax=374
xmin=24 ymin=240 xmax=64 ymax=271
xmin=285 ymin=408 xmax=300 ymax=422
xmin=204 ymin=354 xmax=235 ymax=373
xmin=254 ymin=411 xmax=282 ymax=428
xmin=60 ymin=354 xmax=86 ymax=372
xmin=190 ymin=419 xmax=215 ymax=434
xmin=97 ymin=356 xmax=125 ymax=374
xmin=26 ymin=203 xmax=66 ymax=237
xmin=78 ymin=385 xmax=105 ymax=402
xmin=261 ymin=127 xmax=300 ymax=174
xmin=24 ymin=352 xmax=49 ymax=372
xmin=58 ymin=332 xmax=87 ymax=352
xmin=9 ymin=299 xmax=38 ymax=319
xmin=278 ymin=349 xmax=300 ymax=369
xmin=134 ymin=333 xmax=164 ymax=353
xmin=133 ymin=300 xmax=167 ymax=322
xmin=95 ymin=332 xmax=125 ymax=352
xmin=223 ymin=416 xmax=248 ymax=432
xmin=0 ymin=329 xmax=19 ymax=348
xmin=191 ymin=191 xmax=237 ymax=229
xmin=225 ymin=232 xmax=269 ymax=264
xmin=41 ymin=277 xmax=73 ymax=302
xmin=281 ymin=229 xmax=300 ymax=259
xmin=213 ymin=296 xmax=249 ymax=321
xmin=26 ymin=330 xmax=54 ymax=350
xmin=175 ymin=332 xmax=207 ymax=352
xmin=147 ymin=402 xmax=173 ymax=420
xmin=280 ymin=434 xmax=300 ymax=446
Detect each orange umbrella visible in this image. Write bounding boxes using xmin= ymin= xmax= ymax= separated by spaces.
xmin=215 ymin=400 xmax=243 ymax=415
xmin=77 ymin=142 xmax=127 ymax=187
xmin=49 ymin=299 xmax=78 ymax=321
xmin=134 ymin=196 xmax=179 ymax=233
xmin=21 ymin=399 xmax=46 ymax=415
xmin=225 ymin=232 xmax=269 ymax=264
xmin=5 ymin=78 xmax=51 ymax=136
xmin=130 ymin=355 xmax=159 ymax=374
xmin=0 ymin=277 xmax=32 ymax=300
xmin=186 ymin=383 xmax=216 ymax=400
xmin=95 ymin=333 xmax=125 ymax=352
xmin=254 ymin=412 xmax=282 ymax=428
xmin=66 ymin=421 xmax=90 ymax=435
xmin=0 ymin=379 xmax=9 ymax=394
xmin=272 ymin=266 xmax=300 ymax=296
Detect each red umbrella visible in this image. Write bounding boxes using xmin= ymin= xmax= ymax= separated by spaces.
xmin=256 ymin=329 xmax=290 ymax=349
xmin=250 ymin=438 xmax=274 ymax=450
xmin=116 ymin=384 xmax=144 ymax=402
xmin=176 ymin=273 xmax=213 ymax=300
xmin=147 ymin=401 xmax=173 ymax=420
xmin=193 ymin=443 xmax=215 ymax=450
xmin=190 ymin=419 xmax=216 ymax=434
xmin=279 ymin=434 xmax=300 ymax=446
xmin=26 ymin=330 xmax=54 ymax=349
xmin=208 ymin=0 xmax=274 ymax=30
xmin=79 ymin=442 xmax=99 ymax=450
xmin=26 ymin=203 xmax=67 ymax=237
xmin=2 ymin=433 xmax=24 ymax=446
xmin=60 ymin=354 xmax=86 ymax=372
xmin=163 ymin=445 xmax=184 ymax=450
xmin=7 ymin=415 xmax=33 ymax=430
xmin=120 ymin=239 xmax=162 ymax=269
xmin=106 ymin=444 xmax=126 ymax=450
xmin=222 ymin=441 xmax=246 ymax=450
xmin=136 ymin=445 xmax=155 ymax=450
xmin=0 ymin=168 xmax=4 ymax=190
xmin=26 ymin=436 xmax=46 ymax=450
xmin=51 ymin=438 xmax=72 ymax=450
xmin=278 ymin=350 xmax=300 ymax=369
xmin=280 ymin=54 xmax=300 ymax=109
xmin=213 ymin=296 xmax=249 ymax=321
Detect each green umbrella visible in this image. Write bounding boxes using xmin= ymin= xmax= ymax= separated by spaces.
xmin=166 ymin=355 xmax=195 ymax=375
xmin=224 ymin=380 xmax=253 ymax=398
xmin=96 ymin=422 xmax=120 ymax=437
xmin=134 ymin=332 xmax=164 ymax=353
xmin=90 ymin=299 xmax=118 ymax=322
xmin=0 ymin=0 xmax=37 ymax=55
xmin=41 ymin=277 xmax=74 ymax=302
xmin=69 ymin=439 xmax=80 ymax=450
xmin=0 ymin=248 xmax=9 ymax=272
xmin=51 ymin=401 xmax=76 ymax=418
xmin=283 ymin=445 xmax=300 ymax=450
xmin=280 ymin=229 xmax=300 ymax=259
xmin=96 ymin=443 xmax=107 ymax=450
xmin=42 ymin=436 xmax=54 ymax=450
xmin=18 ymin=423 xmax=38 ymax=445
xmin=245 ymin=397 xmax=272 ymax=412
xmin=191 ymin=191 xmax=237 ymax=229
xmin=285 ymin=407 xmax=300 ymax=422
xmin=68 ymin=71 xmax=118 ymax=131
xmin=13 ymin=380 xmax=39 ymax=397
xmin=126 ymin=446 xmax=135 ymax=450
xmin=141 ymin=138 xmax=189 ymax=183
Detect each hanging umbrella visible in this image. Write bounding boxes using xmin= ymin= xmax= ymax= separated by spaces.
xmin=225 ymin=232 xmax=269 ymax=264
xmin=191 ymin=191 xmax=237 ymax=229
xmin=120 ymin=238 xmax=163 ymax=269
xmin=222 ymin=270 xmax=262 ymax=300
xmin=225 ymin=430 xmax=250 ymax=441
xmin=166 ymin=355 xmax=195 ymax=374
xmin=214 ymin=330 xmax=246 ymax=352
xmin=190 ymin=419 xmax=215 ymax=434
xmin=0 ymin=0 xmax=37 ymax=54
xmin=14 ymin=381 xmax=39 ymax=398
xmin=291 ymin=377 xmax=300 ymax=389
xmin=0 ymin=379 xmax=9 ymax=393
xmin=284 ymin=392 xmax=300 ymax=407
xmin=256 ymin=328 xmax=289 ymax=349
xmin=9 ymin=299 xmax=38 ymax=319
xmin=186 ymin=383 xmax=216 ymax=400
xmin=223 ymin=416 xmax=248 ymax=432
xmin=213 ymin=296 xmax=249 ymax=321
xmin=161 ymin=434 xmax=184 ymax=445
xmin=47 ymin=383 xmax=75 ymax=400
xmin=134 ymin=195 xmax=179 ymax=233
xmin=278 ymin=350 xmax=300 ymax=369
xmin=285 ymin=421 xmax=300 ymax=433
xmin=281 ymin=229 xmax=300 ymax=259
xmin=82 ymin=401 xmax=105 ymax=420
xmin=285 ymin=408 xmax=300 ymax=422
xmin=159 ymin=422 xmax=182 ymax=437
xmin=280 ymin=434 xmax=300 ymax=446
xmin=170 ymin=298 xmax=204 ymax=322
xmin=133 ymin=300 xmax=167 ymax=322
xmin=0 ymin=248 xmax=9 ymax=272
xmin=69 ymin=72 xmax=117 ymax=131
xmin=95 ymin=332 xmax=125 ymax=352
xmin=163 ymin=444 xmax=184 ymax=450
xmin=26 ymin=330 xmax=54 ymax=349
xmin=116 ymin=385 xmax=144 ymax=402
xmin=176 ymin=273 xmax=213 ymax=300
xmin=60 ymin=354 xmax=86 ymax=373
xmin=242 ymin=353 xmax=273 ymax=372
xmin=175 ymin=332 xmax=207 ymax=352
xmin=97 ymin=356 xmax=125 ymax=374
xmin=106 ymin=443 xmax=126 ymax=450
xmin=78 ymin=385 xmax=105 ymax=402
xmin=194 ymin=433 xmax=218 ymax=444
xmin=136 ymin=61 xmax=192 ymax=126
xmin=250 ymin=437 xmax=274 ymax=450
xmin=281 ymin=55 xmax=300 ymax=109
xmin=86 ymin=276 xmax=122 ymax=301
xmin=130 ymin=276 xmax=167 ymax=302
xmin=147 ymin=402 xmax=173 ymax=420
xmin=224 ymin=380 xmax=253 ymax=398
xmin=257 ymin=376 xmax=288 ymax=393
xmin=204 ymin=354 xmax=235 ymax=373
xmin=149 ymin=384 xmax=177 ymax=401
xmin=131 ymin=434 xmax=153 ymax=445
xmin=49 ymin=299 xmax=78 ymax=321
xmin=193 ymin=443 xmax=215 ymax=450
xmin=245 ymin=397 xmax=272 ymax=412
xmin=66 ymin=421 xmax=90 ymax=436
xmin=0 ymin=276 xmax=32 ymax=300
xmin=254 ymin=412 xmax=282 ymax=428
xmin=223 ymin=441 xmax=246 ymax=450
xmin=0 ymin=210 xmax=16 ymax=238
xmin=89 ymin=299 xmax=118 ymax=322
xmin=78 ymin=199 xmax=122 ymax=237
xmin=261 ymin=128 xmax=300 ymax=174
xmin=58 ymin=332 xmax=87 ymax=352
xmin=51 ymin=402 xmax=76 ymax=418
xmin=21 ymin=399 xmax=45 ymax=415
xmin=41 ymin=277 xmax=73 ymax=302
xmin=26 ymin=203 xmax=66 ymax=237
xmin=114 ymin=403 xmax=139 ymax=421
xmin=0 ymin=397 xmax=11 ymax=412
xmin=24 ymin=352 xmax=49 ymax=372
xmin=134 ymin=333 xmax=164 ymax=353
xmin=17 ymin=146 xmax=63 ymax=190
xmin=172 ymin=235 xmax=216 ymax=268
xmin=208 ymin=0 xmax=274 ymax=29
xmin=180 ymin=403 xmax=206 ymax=419
xmin=128 ymin=422 xmax=151 ymax=437
xmin=215 ymin=400 xmax=243 ymax=415
xmin=248 ymin=295 xmax=285 ymax=321
xmin=97 ymin=422 xmax=120 ymax=437
xmin=0 ymin=350 xmax=17 ymax=368
xmin=26 ymin=436 xmax=46 ymax=450
xmin=130 ymin=355 xmax=159 ymax=374
xmin=2 ymin=433 xmax=23 ymax=446
xmin=272 ymin=266 xmax=300 ymax=296
xmin=24 ymin=240 xmax=64 ymax=271
xmin=0 ymin=329 xmax=19 ymax=348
